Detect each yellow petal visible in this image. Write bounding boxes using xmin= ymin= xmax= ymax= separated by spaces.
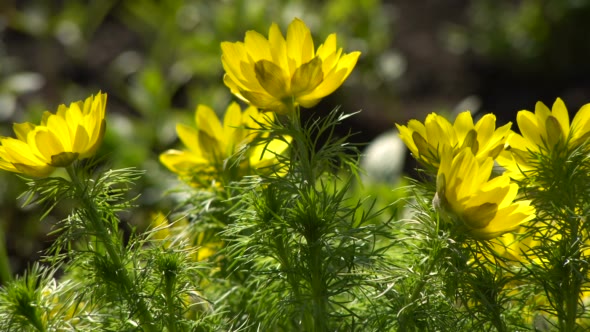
xmin=291 ymin=57 xmax=323 ymax=95
xmin=268 ymin=23 xmax=289 ymax=73
xmin=462 ymin=202 xmax=498 ymax=229
xmin=244 ymin=30 xmax=272 ymax=62
xmin=12 ymin=163 xmax=54 ymax=177
xmin=242 ymin=105 xmax=263 ymax=129
xmin=254 ymin=59 xmax=289 ymax=98
xmin=551 ymin=98 xmax=570 ymax=137
xmin=517 ymin=111 xmax=543 ymax=146
xmin=453 ymin=111 xmax=475 ymax=143
xmin=221 ymin=42 xmax=254 ymax=91
xmin=40 ymin=110 xmax=53 ymax=126
xmin=298 ymin=97 xmax=322 ymax=109
xmin=570 ymin=103 xmax=590 ymax=144
xmin=83 ymin=119 xmax=106 ymax=158
xmin=176 ymin=123 xmax=201 ymax=155
xmin=223 ymin=102 xmax=245 ymax=152
xmin=412 ymin=131 xmax=437 ymax=162
xmin=0 ymin=159 xmax=18 ymax=173
xmin=72 ymin=125 xmax=90 ymax=153
xmin=396 ymin=124 xmax=419 ymax=156
xmin=534 ymin=101 xmax=552 ymax=122
xmin=319 ymin=48 xmax=342 ymax=77
xmin=223 ymin=74 xmax=250 ymax=103
xmin=2 ymin=138 xmax=48 ymax=167
xmin=46 ymin=113 xmax=72 ymax=150
xmin=84 ymin=93 xmax=107 ymax=146
xmin=298 ymin=51 xmax=360 ymax=102
xmin=13 ymin=122 xmax=36 ymax=142
xmin=480 ymin=122 xmax=512 ymax=160
xmin=472 ymin=202 xmax=532 ymax=240
xmin=545 ymin=115 xmax=564 ymax=147
xmin=160 ymin=149 xmax=208 ymax=174
xmin=407 ymin=118 xmax=428 ymax=138
xmin=33 ymin=128 xmax=66 ymax=163
xmin=195 ymin=105 xmax=224 ymax=143
xmin=250 ymin=136 xmax=290 ymax=170
xmin=241 ymin=89 xmax=288 ymax=114
xmin=425 ymin=115 xmax=453 ymax=151
xmin=286 ymin=18 xmax=315 ymax=71
xmin=460 ymin=129 xmax=479 ymax=155
xmin=198 ymin=130 xmax=224 ymax=161
xmin=316 ymin=34 xmax=337 ymax=60
xmin=474 ymin=114 xmax=496 ymax=147
xmin=65 ymin=102 xmax=84 ymax=138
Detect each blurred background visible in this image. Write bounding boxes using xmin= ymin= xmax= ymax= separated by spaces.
xmin=1 ymin=0 xmax=589 ymax=279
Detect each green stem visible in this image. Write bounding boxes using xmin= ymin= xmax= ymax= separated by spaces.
xmin=164 ymin=270 xmax=177 ymax=332
xmin=287 ymin=105 xmax=328 ymax=331
xmin=66 ymin=165 xmax=156 ymax=332
xmin=27 ymin=309 xmax=46 ymax=332
xmin=309 ymin=241 xmax=327 ymax=332
xmin=287 ymin=107 xmax=314 ymax=185
xmin=563 ymin=235 xmax=581 ymax=331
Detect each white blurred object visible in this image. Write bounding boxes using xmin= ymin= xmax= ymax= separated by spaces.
xmin=4 ymin=72 xmax=45 ymax=93
xmin=361 ymin=130 xmax=406 ymax=184
xmin=0 ymin=93 xmax=16 ymax=120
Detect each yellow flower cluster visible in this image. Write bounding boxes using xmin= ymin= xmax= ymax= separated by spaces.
xmin=498 ymin=98 xmax=590 ymax=178
xmin=0 ymin=92 xmax=107 ymax=177
xmin=160 ymin=18 xmax=359 ymax=187
xmin=221 ymin=18 xmax=360 ymax=115
xmin=0 ymin=18 xmax=357 ymax=190
xmin=396 ymin=111 xmax=511 ymax=169
xmin=397 ymin=111 xmax=535 ymax=240
xmin=160 ymin=102 xmax=289 ymax=188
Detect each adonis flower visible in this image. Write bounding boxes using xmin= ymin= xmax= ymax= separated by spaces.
xmin=0 ymin=92 xmax=107 ymax=177
xmin=160 ymin=102 xmax=289 ymax=188
xmin=498 ymin=98 xmax=590 ymax=178
xmin=436 ymin=147 xmax=535 ymax=240
xmin=221 ymin=18 xmax=361 ymax=115
xmin=396 ymin=111 xmax=512 ymax=169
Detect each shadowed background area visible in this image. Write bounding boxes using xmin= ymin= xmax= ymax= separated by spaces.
xmin=0 ymin=0 xmax=589 ymax=279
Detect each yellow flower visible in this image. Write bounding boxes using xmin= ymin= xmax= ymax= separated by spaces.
xmin=0 ymin=92 xmax=107 ymax=177
xmin=160 ymin=102 xmax=289 ymax=188
xmin=221 ymin=18 xmax=361 ymax=115
xmin=149 ymin=212 xmax=221 ymax=262
xmin=491 ymin=228 xmax=539 ymax=262
xmin=396 ymin=111 xmax=512 ymax=169
xmin=436 ymin=147 xmax=535 ymax=240
xmin=498 ymin=98 xmax=590 ymax=178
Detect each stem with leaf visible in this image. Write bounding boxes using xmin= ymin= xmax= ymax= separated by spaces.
xmin=65 ymin=165 xmax=156 ymax=332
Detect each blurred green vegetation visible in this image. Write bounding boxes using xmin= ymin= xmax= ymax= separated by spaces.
xmin=450 ymin=0 xmax=590 ymax=76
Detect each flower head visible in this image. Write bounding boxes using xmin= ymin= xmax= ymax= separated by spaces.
xmin=0 ymin=92 xmax=107 ymax=177
xmin=498 ymin=98 xmax=590 ymax=178
xmin=396 ymin=111 xmax=512 ymax=169
xmin=436 ymin=147 xmax=535 ymax=240
xmin=160 ymin=102 xmax=289 ymax=188
xmin=221 ymin=18 xmax=361 ymax=115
